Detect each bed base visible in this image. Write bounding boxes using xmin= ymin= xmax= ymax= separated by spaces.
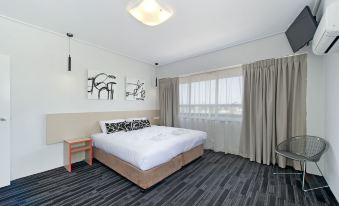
xmin=93 ymin=144 xmax=204 ymax=189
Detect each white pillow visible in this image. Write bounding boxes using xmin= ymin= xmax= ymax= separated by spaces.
xmin=125 ymin=117 xmax=147 ymax=122
xmin=99 ymin=119 xmax=125 ymax=133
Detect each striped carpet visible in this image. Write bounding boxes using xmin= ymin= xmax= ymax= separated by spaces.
xmin=0 ymin=150 xmax=338 ymax=206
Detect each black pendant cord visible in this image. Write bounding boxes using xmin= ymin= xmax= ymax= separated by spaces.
xmin=67 ymin=33 xmax=73 ymax=71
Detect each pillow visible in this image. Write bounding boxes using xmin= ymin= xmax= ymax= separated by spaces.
xmin=105 ymin=122 xmax=126 ymax=134
xmin=132 ymin=120 xmax=144 ymax=130
xmin=141 ymin=119 xmax=151 ymax=128
xmin=99 ymin=119 xmax=125 ymax=133
xmin=123 ymin=121 xmax=133 ymax=132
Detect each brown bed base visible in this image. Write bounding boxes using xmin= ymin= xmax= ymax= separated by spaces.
xmin=93 ymin=144 xmax=204 ymax=189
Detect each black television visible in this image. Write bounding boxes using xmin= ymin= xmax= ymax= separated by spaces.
xmin=285 ymin=6 xmax=318 ymax=53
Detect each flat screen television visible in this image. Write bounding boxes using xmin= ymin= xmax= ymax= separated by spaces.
xmin=285 ymin=6 xmax=318 ymax=53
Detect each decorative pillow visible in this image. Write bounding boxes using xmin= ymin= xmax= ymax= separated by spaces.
xmin=123 ymin=121 xmax=133 ymax=131
xmin=99 ymin=119 xmax=125 ymax=133
xmin=132 ymin=120 xmax=144 ymax=130
xmin=105 ymin=122 xmax=125 ymax=134
xmin=141 ymin=119 xmax=151 ymax=128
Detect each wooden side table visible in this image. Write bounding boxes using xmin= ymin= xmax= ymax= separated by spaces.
xmin=64 ymin=138 xmax=93 ymax=172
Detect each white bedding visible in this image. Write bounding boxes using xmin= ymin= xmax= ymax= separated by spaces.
xmin=91 ymin=126 xmax=207 ymax=171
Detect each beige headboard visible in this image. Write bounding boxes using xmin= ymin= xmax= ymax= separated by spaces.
xmin=46 ymin=110 xmax=160 ymax=144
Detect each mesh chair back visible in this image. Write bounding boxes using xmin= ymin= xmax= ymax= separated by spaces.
xmin=276 ymin=136 xmax=327 ymax=162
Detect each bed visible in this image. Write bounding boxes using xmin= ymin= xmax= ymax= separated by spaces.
xmin=91 ymin=125 xmax=207 ymax=189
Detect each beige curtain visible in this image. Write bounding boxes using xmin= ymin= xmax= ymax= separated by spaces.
xmin=239 ymin=54 xmax=307 ymax=168
xmin=159 ymin=78 xmax=179 ymax=127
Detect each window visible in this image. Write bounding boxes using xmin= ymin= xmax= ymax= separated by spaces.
xmin=179 ymin=66 xmax=243 ymax=121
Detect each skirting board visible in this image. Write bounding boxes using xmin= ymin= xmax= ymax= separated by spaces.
xmin=46 ymin=110 xmax=160 ymax=144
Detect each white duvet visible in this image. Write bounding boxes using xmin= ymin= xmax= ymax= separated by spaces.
xmin=91 ymin=126 xmax=207 ymax=171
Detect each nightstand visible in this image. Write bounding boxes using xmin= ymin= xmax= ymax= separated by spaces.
xmin=64 ymin=138 xmax=92 ymax=172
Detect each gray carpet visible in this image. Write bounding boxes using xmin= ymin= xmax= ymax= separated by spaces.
xmin=0 ymin=150 xmax=338 ymax=206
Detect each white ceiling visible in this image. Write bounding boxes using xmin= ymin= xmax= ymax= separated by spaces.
xmin=0 ymin=0 xmax=315 ymax=65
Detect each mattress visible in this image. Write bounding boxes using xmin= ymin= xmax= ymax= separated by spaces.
xmin=91 ymin=126 xmax=207 ymax=171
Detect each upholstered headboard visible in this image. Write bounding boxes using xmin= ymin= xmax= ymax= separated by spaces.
xmin=46 ymin=110 xmax=160 ymax=144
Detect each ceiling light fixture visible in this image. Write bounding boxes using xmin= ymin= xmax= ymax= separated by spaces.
xmin=128 ymin=0 xmax=173 ymax=26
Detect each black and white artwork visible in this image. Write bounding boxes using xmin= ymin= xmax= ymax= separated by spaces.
xmin=88 ymin=70 xmax=117 ymax=100
xmin=125 ymin=78 xmax=146 ymax=101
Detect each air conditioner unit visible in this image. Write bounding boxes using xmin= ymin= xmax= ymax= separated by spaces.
xmin=312 ymin=2 xmax=339 ymax=55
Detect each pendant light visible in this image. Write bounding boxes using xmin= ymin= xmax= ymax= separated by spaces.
xmin=67 ymin=33 xmax=73 ymax=71
xmin=155 ymin=62 xmax=159 ymax=87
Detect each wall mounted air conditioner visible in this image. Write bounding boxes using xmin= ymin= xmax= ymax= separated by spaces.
xmin=312 ymin=2 xmax=339 ymax=55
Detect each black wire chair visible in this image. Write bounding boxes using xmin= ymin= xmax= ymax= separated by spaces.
xmin=274 ymin=135 xmax=328 ymax=192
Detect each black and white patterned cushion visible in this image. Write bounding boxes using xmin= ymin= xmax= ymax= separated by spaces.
xmin=123 ymin=121 xmax=133 ymax=131
xmin=141 ymin=119 xmax=151 ymax=127
xmin=105 ymin=122 xmax=125 ymax=134
xmin=132 ymin=120 xmax=144 ymax=130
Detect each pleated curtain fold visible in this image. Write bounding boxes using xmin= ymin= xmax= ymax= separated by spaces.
xmin=239 ymin=54 xmax=307 ymax=168
xmin=159 ymin=78 xmax=179 ymax=127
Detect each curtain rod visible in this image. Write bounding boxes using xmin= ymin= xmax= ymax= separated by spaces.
xmin=162 ymin=52 xmax=308 ymax=79
xmin=177 ymin=64 xmax=242 ymax=78
xmin=281 ymin=52 xmax=307 ymax=58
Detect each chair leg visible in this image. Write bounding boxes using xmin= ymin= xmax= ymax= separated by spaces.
xmin=302 ymin=162 xmax=329 ymax=192
xmin=273 ymin=171 xmax=303 ymax=175
xmin=273 ymin=156 xmax=302 ymax=175
xmin=302 ymin=160 xmax=306 ymax=190
xmin=273 ymin=153 xmax=329 ymax=192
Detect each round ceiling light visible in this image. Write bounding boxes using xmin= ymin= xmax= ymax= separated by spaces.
xmin=128 ymin=0 xmax=173 ymax=26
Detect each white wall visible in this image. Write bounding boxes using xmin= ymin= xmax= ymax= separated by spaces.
xmin=0 ymin=17 xmax=158 ymax=180
xmin=157 ymin=34 xmax=292 ymax=78
xmin=317 ymin=0 xmax=339 ymax=201
xmin=0 ymin=55 xmax=11 ymax=187
xmin=157 ymin=33 xmax=326 ymax=175
xmin=323 ymin=53 xmax=339 ymax=200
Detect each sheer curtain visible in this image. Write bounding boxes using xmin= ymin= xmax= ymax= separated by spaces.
xmin=179 ymin=66 xmax=243 ymax=154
